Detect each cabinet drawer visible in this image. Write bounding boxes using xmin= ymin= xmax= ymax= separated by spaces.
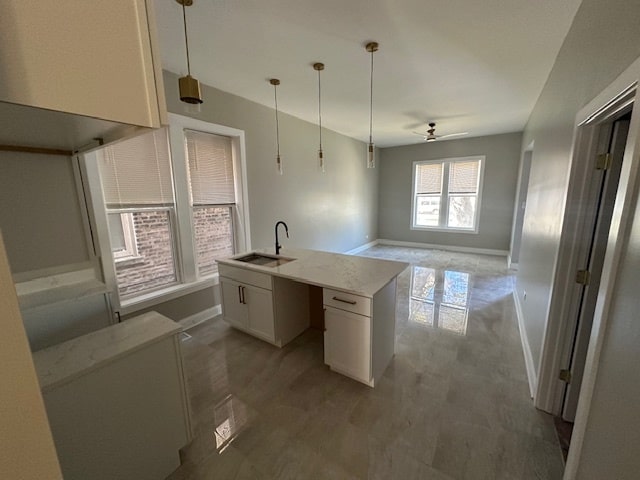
xmin=323 ymin=288 xmax=371 ymax=316
xmin=218 ymin=264 xmax=272 ymax=290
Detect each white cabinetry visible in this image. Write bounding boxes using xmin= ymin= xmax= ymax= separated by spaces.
xmin=0 ymin=0 xmax=166 ymax=128
xmin=219 ymin=264 xmax=310 ymax=348
xmin=323 ymin=280 xmax=398 ymax=387
xmin=220 ymin=276 xmax=275 ymax=342
xmin=323 ymin=289 xmax=373 ymax=385
xmin=324 ymin=306 xmax=371 ymax=384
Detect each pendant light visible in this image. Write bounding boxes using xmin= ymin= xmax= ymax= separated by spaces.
xmin=177 ymin=0 xmax=203 ymax=108
xmin=270 ymin=79 xmax=283 ymax=175
xmin=313 ymin=62 xmax=325 ymax=173
xmin=366 ymin=41 xmax=379 ymax=169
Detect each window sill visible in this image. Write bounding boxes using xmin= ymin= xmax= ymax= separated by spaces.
xmin=410 ymin=225 xmax=479 ymax=234
xmin=119 ymin=275 xmax=219 ymax=316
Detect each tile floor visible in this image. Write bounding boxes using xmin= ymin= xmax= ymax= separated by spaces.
xmin=167 ymin=246 xmax=564 ymax=480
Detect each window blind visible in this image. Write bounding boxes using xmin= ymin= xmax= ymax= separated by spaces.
xmin=98 ymin=128 xmax=174 ymax=207
xmin=185 ymin=129 xmax=235 ymax=205
xmin=449 ymin=160 xmax=480 ymax=194
xmin=415 ymin=163 xmax=443 ymax=194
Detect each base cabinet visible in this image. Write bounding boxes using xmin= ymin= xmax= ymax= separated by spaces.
xmin=324 ymin=306 xmax=371 ymax=384
xmin=220 ymin=277 xmax=275 ymax=342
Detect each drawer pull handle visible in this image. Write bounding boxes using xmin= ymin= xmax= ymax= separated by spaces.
xmin=333 ymin=296 xmax=356 ymax=305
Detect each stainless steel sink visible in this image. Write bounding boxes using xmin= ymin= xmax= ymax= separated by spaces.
xmin=234 ymin=253 xmax=295 ymax=268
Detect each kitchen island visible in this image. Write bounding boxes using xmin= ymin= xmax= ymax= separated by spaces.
xmin=217 ymin=248 xmax=408 ymax=387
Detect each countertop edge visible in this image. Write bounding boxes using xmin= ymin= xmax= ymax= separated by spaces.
xmin=34 ymin=312 xmax=181 ymax=393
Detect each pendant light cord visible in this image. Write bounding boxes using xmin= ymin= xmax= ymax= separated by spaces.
xmin=182 ymin=2 xmax=192 ymax=75
xmin=369 ymin=48 xmax=374 ymax=145
xmin=274 ymin=85 xmax=280 ymax=156
xmin=318 ymin=69 xmax=323 ymax=150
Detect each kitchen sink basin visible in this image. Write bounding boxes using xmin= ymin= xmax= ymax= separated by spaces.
xmin=234 ymin=253 xmax=295 ymax=268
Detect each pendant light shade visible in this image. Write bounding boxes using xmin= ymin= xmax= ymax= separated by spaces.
xmin=177 ymin=0 xmax=203 ymax=107
xmin=270 ymin=79 xmax=283 ymax=175
xmin=313 ymin=62 xmax=325 ymax=173
xmin=366 ymin=41 xmax=378 ymax=169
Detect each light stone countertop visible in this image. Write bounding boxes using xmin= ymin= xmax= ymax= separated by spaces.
xmin=216 ymin=248 xmax=409 ymax=298
xmin=16 ymin=267 xmax=109 ymax=310
xmin=33 ymin=311 xmax=181 ymax=392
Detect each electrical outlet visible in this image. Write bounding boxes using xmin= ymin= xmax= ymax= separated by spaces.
xmin=523 ymin=291 xmax=527 ymax=300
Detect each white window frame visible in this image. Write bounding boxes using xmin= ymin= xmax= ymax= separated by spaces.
xmin=79 ymin=114 xmax=250 ymax=315
xmin=410 ymin=155 xmax=485 ymax=234
xmin=168 ymin=113 xmax=251 ymax=283
xmin=109 ymin=212 xmax=139 ymax=261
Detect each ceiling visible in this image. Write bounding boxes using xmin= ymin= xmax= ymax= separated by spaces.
xmin=154 ymin=0 xmax=582 ymax=148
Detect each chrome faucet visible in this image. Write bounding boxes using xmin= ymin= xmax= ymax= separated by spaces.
xmin=275 ymin=221 xmax=289 ymax=255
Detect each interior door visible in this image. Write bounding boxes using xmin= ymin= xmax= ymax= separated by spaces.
xmin=562 ymin=116 xmax=630 ymax=421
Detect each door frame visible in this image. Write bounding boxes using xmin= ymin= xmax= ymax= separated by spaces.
xmin=529 ymin=56 xmax=640 ymax=478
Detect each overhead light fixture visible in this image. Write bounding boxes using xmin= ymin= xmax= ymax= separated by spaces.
xmin=270 ymin=78 xmax=283 ymax=175
xmin=177 ymin=0 xmax=203 ymax=109
xmin=313 ymin=62 xmax=325 ymax=173
xmin=366 ymin=41 xmax=379 ymax=169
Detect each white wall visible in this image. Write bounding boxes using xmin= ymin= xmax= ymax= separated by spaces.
xmin=378 ymin=132 xmax=522 ymax=251
xmin=163 ymin=70 xmax=379 ymax=254
xmin=516 ymin=0 xmax=640 ymax=379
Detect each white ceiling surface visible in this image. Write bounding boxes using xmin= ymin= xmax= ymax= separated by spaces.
xmin=155 ymin=0 xmax=582 ymax=148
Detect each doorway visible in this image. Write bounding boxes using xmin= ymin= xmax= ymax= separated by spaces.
xmin=561 ymin=113 xmax=631 ymax=422
xmin=509 ymin=147 xmax=533 ymax=269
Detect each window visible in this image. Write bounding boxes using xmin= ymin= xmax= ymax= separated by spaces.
xmin=97 ymin=128 xmax=179 ymax=298
xmin=411 ymin=156 xmax=484 ymax=232
xmin=83 ymin=114 xmax=249 ymax=311
xmin=185 ymin=129 xmax=236 ymax=276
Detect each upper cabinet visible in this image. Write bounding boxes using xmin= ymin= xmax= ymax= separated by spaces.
xmin=0 ymin=0 xmax=167 ymax=129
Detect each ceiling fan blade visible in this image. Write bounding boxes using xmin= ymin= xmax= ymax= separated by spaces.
xmin=412 ymin=131 xmax=429 ymax=136
xmin=437 ymin=132 xmax=469 ymax=139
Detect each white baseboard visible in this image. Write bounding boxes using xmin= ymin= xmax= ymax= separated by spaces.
xmin=513 ymin=290 xmax=537 ymax=398
xmin=507 ymin=255 xmax=519 ymax=271
xmin=179 ymin=305 xmax=221 ymax=331
xmin=344 ymin=240 xmax=379 ymax=255
xmin=378 ymin=239 xmax=508 ymax=257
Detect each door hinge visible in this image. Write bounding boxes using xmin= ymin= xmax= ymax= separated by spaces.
xmin=596 ymin=153 xmax=611 ymax=170
xmin=576 ymin=269 xmax=591 ymax=285
xmin=559 ymin=369 xmax=572 ymax=383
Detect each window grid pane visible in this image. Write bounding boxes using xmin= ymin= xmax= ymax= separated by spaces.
xmin=415 ymin=194 xmax=441 ymax=226
xmin=415 ymin=163 xmax=443 ymax=194
xmin=185 ymin=129 xmax=235 ymax=205
xmin=447 ymin=195 xmax=477 ymax=228
xmin=113 ymin=209 xmax=178 ymax=298
xmin=448 ymin=160 xmax=480 ymax=194
xmin=193 ymin=206 xmax=235 ymax=276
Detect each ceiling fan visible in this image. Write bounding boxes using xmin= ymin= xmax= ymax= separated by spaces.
xmin=412 ymin=122 xmax=468 ymax=142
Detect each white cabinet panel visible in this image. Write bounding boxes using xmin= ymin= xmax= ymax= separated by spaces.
xmin=220 ymin=276 xmax=275 ymax=343
xmin=246 ymin=285 xmax=275 ymax=341
xmin=324 ymin=306 xmax=371 ymax=384
xmin=0 ymin=0 xmax=165 ymax=127
xmin=323 ymin=288 xmax=371 ymax=316
xmin=220 ymin=277 xmax=248 ymax=329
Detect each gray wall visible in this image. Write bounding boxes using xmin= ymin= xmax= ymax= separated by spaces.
xmin=515 ymin=0 xmax=640 ymax=477
xmin=378 ymin=132 xmax=522 ymax=251
xmin=163 ymin=70 xmax=378 ymax=254
xmin=517 ymin=0 xmax=640 ymax=375
xmin=0 ymin=152 xmax=89 ymax=274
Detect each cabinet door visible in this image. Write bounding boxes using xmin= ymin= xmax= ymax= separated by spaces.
xmin=0 ymin=0 xmax=164 ymax=127
xmin=220 ymin=278 xmax=247 ymax=328
xmin=324 ymin=306 xmax=371 ymax=383
xmin=245 ymin=285 xmax=275 ymax=342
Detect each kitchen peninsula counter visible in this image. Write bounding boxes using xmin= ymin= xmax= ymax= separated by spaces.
xmin=217 ymin=248 xmax=408 ymax=387
xmin=216 ymin=247 xmax=409 ymax=298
